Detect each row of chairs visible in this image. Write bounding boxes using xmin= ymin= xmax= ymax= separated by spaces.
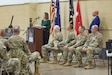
xmin=48 ymin=48 xmax=106 ymax=67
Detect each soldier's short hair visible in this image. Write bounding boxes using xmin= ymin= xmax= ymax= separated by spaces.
xmin=0 ymin=29 xmax=5 ymax=37
xmin=14 ymin=26 xmax=20 ymax=33
xmin=92 ymin=25 xmax=98 ymax=30
xmin=53 ymin=25 xmax=60 ymax=32
xmin=80 ymin=25 xmax=85 ymax=30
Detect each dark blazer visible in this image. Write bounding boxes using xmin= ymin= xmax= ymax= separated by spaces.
xmin=88 ymin=16 xmax=100 ymax=33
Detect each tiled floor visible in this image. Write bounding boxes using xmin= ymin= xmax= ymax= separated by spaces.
xmin=38 ymin=59 xmax=108 ymax=75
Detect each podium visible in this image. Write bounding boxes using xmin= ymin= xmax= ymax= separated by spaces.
xmin=27 ymin=27 xmax=43 ymax=57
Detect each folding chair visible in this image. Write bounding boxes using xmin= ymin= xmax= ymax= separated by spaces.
xmin=84 ymin=49 xmax=105 ymax=67
xmin=57 ymin=51 xmax=63 ymax=64
xmin=58 ymin=51 xmax=76 ymax=64
xmin=47 ymin=47 xmax=63 ymax=63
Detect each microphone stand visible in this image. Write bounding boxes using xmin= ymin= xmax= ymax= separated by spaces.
xmin=32 ymin=18 xmax=38 ymax=26
xmin=23 ymin=30 xmax=27 ymax=35
xmin=8 ymin=16 xmax=14 ymax=28
xmin=23 ymin=17 xmax=38 ymax=35
xmin=23 ymin=18 xmax=32 ymax=35
xmin=30 ymin=18 xmax=33 ymax=27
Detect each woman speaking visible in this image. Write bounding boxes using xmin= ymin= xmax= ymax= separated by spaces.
xmin=41 ymin=12 xmax=51 ymax=45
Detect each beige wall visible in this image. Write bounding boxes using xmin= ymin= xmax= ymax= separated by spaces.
xmin=0 ymin=4 xmax=30 ymax=38
xmin=36 ymin=0 xmax=112 ymax=47
xmin=0 ymin=0 xmax=112 ymax=47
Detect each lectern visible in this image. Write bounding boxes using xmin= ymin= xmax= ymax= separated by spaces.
xmin=27 ymin=27 xmax=43 ymax=57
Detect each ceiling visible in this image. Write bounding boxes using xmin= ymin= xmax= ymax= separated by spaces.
xmin=0 ymin=0 xmax=68 ymax=6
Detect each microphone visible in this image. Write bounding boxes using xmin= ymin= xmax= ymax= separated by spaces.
xmin=36 ymin=16 xmax=40 ymax=19
xmin=32 ymin=16 xmax=40 ymax=25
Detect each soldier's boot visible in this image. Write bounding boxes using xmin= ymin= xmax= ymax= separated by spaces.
xmin=84 ymin=61 xmax=93 ymax=69
xmin=59 ymin=60 xmax=67 ymax=65
xmin=34 ymin=67 xmax=40 ymax=75
xmin=40 ymin=57 xmax=47 ymax=63
xmin=74 ymin=60 xmax=83 ymax=68
xmin=63 ymin=60 xmax=72 ymax=66
xmin=49 ymin=56 xmax=57 ymax=64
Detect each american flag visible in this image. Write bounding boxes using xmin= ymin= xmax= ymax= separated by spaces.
xmin=50 ymin=0 xmax=56 ymax=33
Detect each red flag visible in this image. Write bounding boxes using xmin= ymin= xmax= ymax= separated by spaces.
xmin=75 ymin=0 xmax=82 ymax=35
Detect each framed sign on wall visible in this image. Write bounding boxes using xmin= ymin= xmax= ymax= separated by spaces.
xmin=28 ymin=28 xmax=34 ymax=43
xmin=4 ymin=28 xmax=13 ymax=39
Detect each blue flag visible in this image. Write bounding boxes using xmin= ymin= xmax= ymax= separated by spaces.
xmin=69 ymin=0 xmax=74 ymax=26
xmin=54 ymin=0 xmax=61 ymax=29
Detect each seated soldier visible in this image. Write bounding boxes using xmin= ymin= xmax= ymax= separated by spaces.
xmin=0 ymin=29 xmax=20 ymax=75
xmin=49 ymin=25 xmax=76 ymax=64
xmin=59 ymin=26 xmax=87 ymax=66
xmin=57 ymin=24 xmax=76 ymax=53
xmin=40 ymin=25 xmax=63 ymax=64
xmin=74 ymin=25 xmax=103 ymax=69
xmin=5 ymin=26 xmax=41 ymax=75
xmin=0 ymin=29 xmax=7 ymax=43
xmin=29 ymin=51 xmax=41 ymax=75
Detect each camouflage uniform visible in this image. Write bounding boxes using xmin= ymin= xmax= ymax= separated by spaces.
xmin=29 ymin=51 xmax=41 ymax=67
xmin=0 ymin=38 xmax=20 ymax=75
xmin=63 ymin=33 xmax=86 ymax=66
xmin=68 ymin=34 xmax=86 ymax=61
xmin=29 ymin=51 xmax=41 ymax=75
xmin=7 ymin=58 xmax=20 ymax=75
xmin=41 ymin=32 xmax=63 ymax=62
xmin=57 ymin=30 xmax=75 ymax=51
xmin=0 ymin=37 xmax=7 ymax=43
xmin=5 ymin=35 xmax=30 ymax=75
xmin=74 ymin=32 xmax=103 ymax=69
xmin=75 ymin=32 xmax=103 ymax=62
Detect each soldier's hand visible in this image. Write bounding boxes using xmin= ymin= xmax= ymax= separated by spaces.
xmin=53 ymin=46 xmax=58 ymax=50
xmin=68 ymin=46 xmax=73 ymax=51
xmin=82 ymin=47 xmax=87 ymax=52
xmin=3 ymin=46 xmax=6 ymax=49
xmin=64 ymin=45 xmax=68 ymax=48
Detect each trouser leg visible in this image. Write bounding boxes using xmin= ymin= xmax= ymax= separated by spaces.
xmin=75 ymin=47 xmax=83 ymax=61
xmin=42 ymin=45 xmax=49 ymax=58
xmin=8 ymin=58 xmax=21 ymax=75
xmin=49 ymin=49 xmax=58 ymax=64
xmin=34 ymin=62 xmax=40 ymax=75
xmin=68 ymin=48 xmax=75 ymax=62
xmin=21 ymin=54 xmax=29 ymax=75
xmin=63 ymin=48 xmax=75 ymax=66
xmin=63 ymin=47 xmax=68 ymax=60
xmin=59 ymin=47 xmax=68 ymax=65
xmin=84 ymin=47 xmax=94 ymax=69
xmin=74 ymin=47 xmax=83 ymax=68
xmin=40 ymin=45 xmax=49 ymax=63
xmin=86 ymin=47 xmax=94 ymax=62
